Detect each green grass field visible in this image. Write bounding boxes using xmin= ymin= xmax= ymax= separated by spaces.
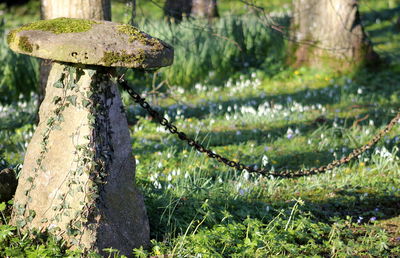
xmin=0 ymin=0 xmax=400 ymax=256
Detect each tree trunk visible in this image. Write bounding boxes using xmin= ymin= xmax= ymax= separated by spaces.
xmin=191 ymin=0 xmax=219 ymax=19
xmin=38 ymin=0 xmax=111 ymax=116
xmin=289 ymin=0 xmax=379 ymax=69
xmin=164 ymin=0 xmax=192 ymax=22
xmin=41 ymin=0 xmax=111 ymax=20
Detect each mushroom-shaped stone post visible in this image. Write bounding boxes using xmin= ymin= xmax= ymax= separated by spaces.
xmin=7 ymin=18 xmax=173 ymax=255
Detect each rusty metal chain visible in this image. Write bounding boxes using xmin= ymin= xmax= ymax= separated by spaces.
xmin=118 ymin=77 xmax=400 ymax=178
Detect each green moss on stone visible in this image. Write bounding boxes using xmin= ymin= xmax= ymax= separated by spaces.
xmin=100 ymin=50 xmax=145 ymax=67
xmin=18 ymin=18 xmax=98 ymax=35
xmin=117 ymin=25 xmax=146 ymax=43
xmin=7 ymin=30 xmax=16 ymax=45
xmin=18 ymin=36 xmax=33 ymax=53
xmin=116 ymin=24 xmax=163 ymax=50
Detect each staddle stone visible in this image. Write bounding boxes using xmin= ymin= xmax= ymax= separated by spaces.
xmin=8 ymin=17 xmax=173 ymax=68
xmin=7 ymin=18 xmax=174 ymax=256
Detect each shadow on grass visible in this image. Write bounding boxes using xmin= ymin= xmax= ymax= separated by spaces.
xmin=143 ymin=177 xmax=400 ymax=241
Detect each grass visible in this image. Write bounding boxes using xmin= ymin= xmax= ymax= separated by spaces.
xmin=1 ymin=0 xmax=400 ymax=257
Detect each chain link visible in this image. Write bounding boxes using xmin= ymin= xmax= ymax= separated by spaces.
xmin=118 ymin=77 xmax=400 ymax=178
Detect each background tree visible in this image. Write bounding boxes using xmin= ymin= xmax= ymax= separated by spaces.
xmin=289 ymin=0 xmax=379 ymax=69
xmin=191 ymin=0 xmax=219 ymax=19
xmin=39 ymin=0 xmax=111 ymax=109
xmin=164 ymin=0 xmax=192 ymax=22
xmin=164 ymin=0 xmax=218 ymax=21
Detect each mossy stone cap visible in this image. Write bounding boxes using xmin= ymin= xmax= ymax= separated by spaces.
xmin=7 ymin=18 xmax=174 ymax=69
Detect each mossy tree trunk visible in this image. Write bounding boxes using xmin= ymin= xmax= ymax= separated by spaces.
xmin=289 ymin=0 xmax=379 ymax=69
xmin=38 ymin=0 xmax=111 ymax=117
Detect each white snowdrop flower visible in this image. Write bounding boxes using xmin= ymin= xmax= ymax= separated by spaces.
xmin=333 ymin=122 xmax=338 ymax=128
xmin=171 ymin=170 xmax=177 ymax=176
xmin=218 ymin=177 xmax=223 ymax=183
xmin=157 ymin=162 xmax=163 ymax=168
xmin=227 ymin=106 xmax=232 ymax=112
xmin=236 ymin=182 xmax=242 ymax=190
xmin=167 ymin=184 xmax=173 ymax=189
xmin=242 ymin=171 xmax=250 ymax=181
xmin=369 ymin=120 xmax=375 ymax=126
xmin=136 ymin=159 xmax=140 ymax=165
xmin=262 ymin=155 xmax=269 ymax=166
xmin=379 ymin=147 xmax=393 ymax=159
xmin=308 ymin=139 xmax=312 ymax=145
xmin=251 ymin=72 xmax=257 ymax=78
xmin=167 ymin=174 xmax=172 ymax=181
xmin=154 ymin=181 xmax=162 ymax=189
xmin=357 ymin=88 xmax=363 ymax=94
xmin=184 ymin=172 xmax=190 ymax=179
xmin=265 ymin=206 xmax=270 ymax=212
xmin=320 ymin=133 xmax=324 ymax=139
xmin=286 ymin=128 xmax=294 ymax=139
xmin=295 ymin=128 xmax=300 ymax=135
xmin=167 ymin=153 xmax=172 ymax=159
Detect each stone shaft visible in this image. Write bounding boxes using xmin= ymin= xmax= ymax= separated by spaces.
xmin=12 ymin=63 xmax=149 ymax=255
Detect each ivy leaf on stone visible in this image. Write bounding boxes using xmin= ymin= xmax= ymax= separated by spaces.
xmin=67 ymin=95 xmax=78 ymax=106
xmin=53 ymin=80 xmax=64 ymax=88
xmin=81 ymin=99 xmax=91 ymax=108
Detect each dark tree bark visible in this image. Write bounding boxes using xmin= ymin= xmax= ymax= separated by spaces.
xmin=289 ymin=0 xmax=379 ymax=69
xmin=164 ymin=0 xmax=192 ymax=22
xmin=164 ymin=0 xmax=218 ymax=22
xmin=38 ymin=0 xmax=111 ymax=122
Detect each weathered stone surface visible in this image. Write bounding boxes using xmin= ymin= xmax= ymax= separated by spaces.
xmin=12 ymin=63 xmax=150 ymax=255
xmin=8 ymin=18 xmax=173 ymax=69
xmin=0 ymin=168 xmax=17 ymax=202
